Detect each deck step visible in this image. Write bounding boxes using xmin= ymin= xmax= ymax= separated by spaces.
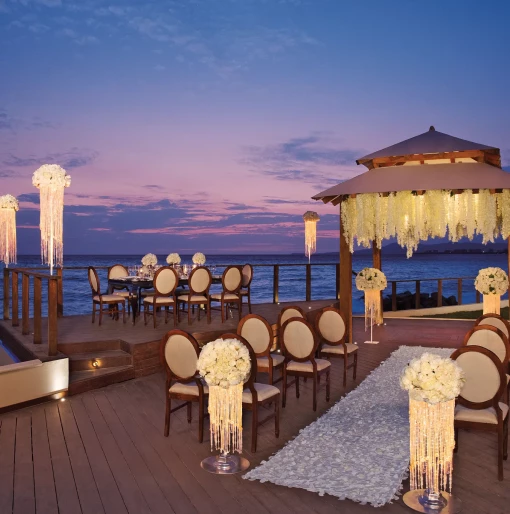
xmin=69 ymin=365 xmax=135 ymax=395
xmin=67 ymin=349 xmax=133 ymax=372
xmin=58 ymin=339 xmax=122 ymax=355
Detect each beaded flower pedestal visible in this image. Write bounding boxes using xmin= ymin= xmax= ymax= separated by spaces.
xmin=403 ymin=398 xmax=460 ymax=513
xmin=364 ymin=290 xmax=380 ymax=344
xmin=483 ymin=294 xmax=500 ymax=315
xmin=201 ymin=452 xmax=250 ymax=474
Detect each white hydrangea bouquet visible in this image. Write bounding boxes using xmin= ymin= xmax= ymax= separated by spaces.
xmin=192 ymin=252 xmax=206 ymax=265
xmin=475 ymin=267 xmax=508 ymax=295
xmin=141 ymin=253 xmax=158 ymax=266
xmin=166 ymin=253 xmax=181 ymax=265
xmin=32 ymin=164 xmax=71 ymax=188
xmin=0 ymin=194 xmax=19 ymax=211
xmin=198 ymin=338 xmax=251 ymax=455
xmin=400 ymin=353 xmax=464 ymax=404
xmin=355 ymin=267 xmax=387 ymax=291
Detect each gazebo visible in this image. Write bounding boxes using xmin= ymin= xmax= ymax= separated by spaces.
xmin=313 ymin=126 xmax=510 ymax=342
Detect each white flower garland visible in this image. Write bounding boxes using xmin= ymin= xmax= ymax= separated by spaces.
xmin=355 ymin=267 xmax=387 ymax=291
xmin=32 ymin=164 xmax=71 ymax=189
xmin=400 ymin=353 xmax=464 ymax=404
xmin=192 ymin=252 xmax=206 ymax=265
xmin=475 ymin=267 xmax=508 ymax=295
xmin=0 ymin=195 xmax=19 ymax=211
xmin=141 ymin=253 xmax=158 ymax=266
xmin=303 ymin=211 xmax=320 ymax=222
xmin=166 ymin=253 xmax=181 ymax=265
xmin=341 ymin=189 xmax=510 ymax=258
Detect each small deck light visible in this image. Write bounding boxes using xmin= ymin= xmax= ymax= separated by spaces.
xmin=92 ymin=359 xmax=100 ymax=368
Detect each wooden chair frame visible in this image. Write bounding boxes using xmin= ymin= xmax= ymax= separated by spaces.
xmin=160 ymin=330 xmax=207 ymax=442
xmin=280 ymin=317 xmax=331 ymax=412
xmin=178 ymin=266 xmax=212 ymax=325
xmin=237 ymin=313 xmax=283 ymax=385
xmin=240 ymin=263 xmax=254 ymax=314
xmin=220 ymin=332 xmax=279 ymax=452
xmin=88 ymin=266 xmax=126 ymax=326
xmin=475 ymin=313 xmax=510 ymax=340
xmin=144 ymin=267 xmax=179 ymax=328
xmin=107 ymin=263 xmax=131 ymax=315
xmin=315 ymin=307 xmax=358 ymax=387
xmin=277 ymin=305 xmax=305 ymax=348
xmin=451 ymin=345 xmax=509 ymax=480
xmin=210 ymin=265 xmax=243 ymax=323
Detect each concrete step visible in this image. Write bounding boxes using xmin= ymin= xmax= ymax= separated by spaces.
xmin=68 ymin=349 xmax=133 ymax=372
xmin=69 ymin=365 xmax=135 ymax=395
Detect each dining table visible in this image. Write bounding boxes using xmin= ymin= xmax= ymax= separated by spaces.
xmin=108 ymin=274 xmax=223 ymax=324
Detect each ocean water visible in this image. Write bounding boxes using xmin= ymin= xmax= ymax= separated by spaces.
xmin=0 ymin=253 xmax=507 ymax=317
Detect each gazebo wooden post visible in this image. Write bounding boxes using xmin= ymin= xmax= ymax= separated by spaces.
xmin=508 ymin=236 xmax=510 ymax=321
xmin=339 ymin=204 xmax=353 ymax=343
xmin=372 ymin=243 xmax=383 ymax=324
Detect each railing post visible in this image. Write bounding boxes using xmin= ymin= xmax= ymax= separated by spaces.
xmin=457 ymin=278 xmax=463 ymax=305
xmin=437 ymin=279 xmax=443 ymax=307
xmin=415 ymin=280 xmax=421 ymax=309
xmin=335 ymin=263 xmax=340 ymax=300
xmin=11 ymin=271 xmax=19 ymax=326
xmin=476 ymin=290 xmax=481 ymax=303
xmin=48 ymin=278 xmax=58 ymax=356
xmin=272 ymin=265 xmax=279 ymax=304
xmin=57 ymin=267 xmax=63 ymax=317
xmin=22 ymin=273 xmax=30 ymax=335
xmin=3 ymin=268 xmax=9 ymax=320
xmin=391 ymin=281 xmax=397 ymax=311
xmin=33 ymin=277 xmax=42 ymax=344
xmin=305 ymin=264 xmax=311 ymax=302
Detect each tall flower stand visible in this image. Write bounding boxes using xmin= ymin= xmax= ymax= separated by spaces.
xmin=403 ymin=398 xmax=460 ymax=513
xmin=364 ymin=289 xmax=381 ymax=344
xmin=483 ymin=293 xmax=501 ymax=315
xmin=200 ymin=383 xmax=250 ymax=474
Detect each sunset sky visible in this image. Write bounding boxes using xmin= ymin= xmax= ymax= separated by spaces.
xmin=1 ymin=0 xmax=509 ymax=255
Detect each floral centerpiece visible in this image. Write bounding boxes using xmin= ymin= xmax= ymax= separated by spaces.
xmin=475 ymin=267 xmax=508 ymax=315
xmin=356 ymin=267 xmax=387 ymax=332
xmin=192 ymin=252 xmax=206 ymax=265
xmin=166 ymin=253 xmax=181 ymax=265
xmin=141 ymin=253 xmax=158 ymax=267
xmin=400 ymin=353 xmax=464 ymax=509
xmin=0 ymin=194 xmax=19 ymax=266
xmin=198 ymin=338 xmax=251 ymax=469
xmin=32 ymin=164 xmax=71 ymax=189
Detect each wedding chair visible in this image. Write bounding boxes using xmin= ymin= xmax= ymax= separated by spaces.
xmin=237 ymin=314 xmax=283 ymax=385
xmin=88 ymin=266 xmax=126 ymax=326
xmin=220 ymin=332 xmax=280 ymax=452
xmin=177 ymin=266 xmax=212 ymax=325
xmin=160 ymin=330 xmax=208 ymax=442
xmin=451 ymin=345 xmax=509 ymax=480
xmin=108 ymin=263 xmax=131 ymax=313
xmin=280 ymin=317 xmax=331 ymax=411
xmin=240 ymin=264 xmax=253 ymax=314
xmin=143 ymin=267 xmax=179 ymax=328
xmin=315 ymin=307 xmax=358 ymax=387
xmin=210 ymin=265 xmax=243 ymax=323
xmin=475 ymin=313 xmax=510 ymax=340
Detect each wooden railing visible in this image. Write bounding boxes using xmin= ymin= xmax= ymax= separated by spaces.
xmin=2 ymin=267 xmax=62 ymax=356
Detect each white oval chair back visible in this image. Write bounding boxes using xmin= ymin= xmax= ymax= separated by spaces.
xmin=279 ymin=307 xmax=304 ymax=327
xmin=464 ymin=326 xmax=509 ymax=365
xmin=108 ymin=264 xmax=128 ymax=280
xmin=316 ymin=308 xmax=346 ymax=345
xmin=241 ymin=264 xmax=253 ymax=287
xmin=154 ymin=267 xmax=178 ymax=296
xmin=223 ymin=266 xmax=242 ymax=293
xmin=476 ymin=315 xmax=510 ymax=339
xmin=239 ymin=315 xmax=272 ymax=354
xmin=281 ymin=318 xmax=316 ymax=359
xmin=189 ymin=267 xmax=211 ymax=294
xmin=163 ymin=332 xmax=199 ymax=380
xmin=88 ymin=267 xmax=99 ymax=295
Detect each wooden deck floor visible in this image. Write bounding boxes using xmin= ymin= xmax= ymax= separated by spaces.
xmin=1 ymin=319 xmax=508 ymax=514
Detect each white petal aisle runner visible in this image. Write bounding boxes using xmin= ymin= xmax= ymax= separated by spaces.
xmin=244 ymin=346 xmax=453 ymax=507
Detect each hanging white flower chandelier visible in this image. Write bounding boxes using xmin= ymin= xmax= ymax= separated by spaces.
xmin=33 ymin=164 xmax=71 ymax=274
xmin=303 ymin=211 xmax=320 ymax=262
xmin=0 ymin=194 xmax=19 ymax=266
xmin=340 ymin=189 xmax=510 ymax=258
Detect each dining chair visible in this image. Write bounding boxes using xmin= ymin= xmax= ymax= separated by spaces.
xmin=237 ymin=314 xmax=283 ymax=385
xmin=280 ymin=317 xmax=331 ymax=411
xmin=160 ymin=330 xmax=208 ymax=442
xmin=108 ymin=263 xmax=131 ymax=313
xmin=240 ymin=264 xmax=253 ymax=314
xmin=277 ymin=305 xmax=305 ymax=347
xmin=219 ymin=332 xmax=280 ymax=452
xmin=475 ymin=313 xmax=510 ymax=340
xmin=88 ymin=266 xmax=126 ymax=326
xmin=210 ymin=265 xmax=243 ymax=322
xmin=177 ymin=266 xmax=212 ymax=325
xmin=143 ymin=267 xmax=179 ymax=328
xmin=451 ymin=345 xmax=509 ymax=480
xmin=315 ymin=307 xmax=358 ymax=387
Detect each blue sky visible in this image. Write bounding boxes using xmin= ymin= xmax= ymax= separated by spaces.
xmin=1 ymin=0 xmax=509 ymax=254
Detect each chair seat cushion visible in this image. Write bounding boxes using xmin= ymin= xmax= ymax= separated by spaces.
xmin=257 ymin=354 xmax=285 ymax=369
xmin=242 ymin=383 xmax=280 ymax=403
xmin=143 ymin=296 xmax=175 ymax=304
xmin=178 ymin=295 xmax=208 ymax=302
xmin=287 ymin=359 xmax=331 ymax=372
xmin=240 ymin=290 xmax=249 ymax=296
xmin=210 ymin=293 xmax=239 ymax=300
xmin=113 ymin=291 xmax=131 ymax=298
xmin=169 ymin=381 xmax=209 ymax=396
xmin=321 ymin=343 xmax=358 ymax=355
xmin=93 ymin=295 xmax=124 ymax=303
xmin=455 ymin=403 xmax=509 ymax=425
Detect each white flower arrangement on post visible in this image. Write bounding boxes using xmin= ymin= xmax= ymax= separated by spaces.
xmin=166 ymin=253 xmax=181 ymax=265
xmin=475 ymin=267 xmax=508 ymax=315
xmin=400 ymin=353 xmax=464 ymax=511
xmin=355 ymin=267 xmax=387 ymax=342
xmin=0 ymin=195 xmax=19 ymax=266
xmin=192 ymin=252 xmax=206 ymax=265
xmin=141 ymin=253 xmax=158 ymax=267
xmin=198 ymin=337 xmax=251 ymax=474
